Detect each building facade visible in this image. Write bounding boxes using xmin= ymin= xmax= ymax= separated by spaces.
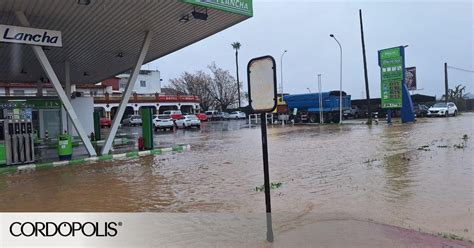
xmin=116 ymin=70 xmax=161 ymax=94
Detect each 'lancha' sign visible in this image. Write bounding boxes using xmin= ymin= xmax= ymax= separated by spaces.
xmin=0 ymin=24 xmax=62 ymax=47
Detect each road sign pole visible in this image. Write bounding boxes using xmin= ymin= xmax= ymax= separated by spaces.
xmin=260 ymin=113 xmax=273 ymax=242
xmin=247 ymin=55 xmax=277 ymax=243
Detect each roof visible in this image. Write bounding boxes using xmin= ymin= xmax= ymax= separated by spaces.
xmin=0 ymin=0 xmax=250 ymax=84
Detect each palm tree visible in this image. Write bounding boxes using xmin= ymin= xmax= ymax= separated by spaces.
xmin=231 ymin=42 xmax=241 ymax=108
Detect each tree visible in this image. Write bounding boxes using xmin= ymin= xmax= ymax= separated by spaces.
xmin=168 ymin=63 xmax=242 ymax=111
xmin=169 ymin=71 xmax=213 ymax=111
xmin=207 ymin=62 xmax=241 ymax=111
xmin=447 ymin=84 xmax=467 ymax=101
xmin=231 ymin=41 xmax=242 ymax=108
xmin=443 ymin=84 xmax=468 ymax=110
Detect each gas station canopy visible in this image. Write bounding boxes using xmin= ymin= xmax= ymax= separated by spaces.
xmin=0 ymin=0 xmax=252 ymax=84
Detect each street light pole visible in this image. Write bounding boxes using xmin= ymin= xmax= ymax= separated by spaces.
xmin=280 ymin=50 xmax=287 ymax=95
xmin=318 ymin=74 xmax=323 ymax=124
xmin=330 ymin=34 xmax=343 ymax=124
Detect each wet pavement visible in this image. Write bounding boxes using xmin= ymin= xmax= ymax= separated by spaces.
xmin=0 ymin=113 xmax=473 ymax=245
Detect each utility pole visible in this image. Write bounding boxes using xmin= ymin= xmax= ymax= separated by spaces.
xmin=444 ymin=62 xmax=448 ymax=104
xmin=359 ymin=9 xmax=372 ymax=124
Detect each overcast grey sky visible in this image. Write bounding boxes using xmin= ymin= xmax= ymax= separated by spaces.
xmin=148 ymin=0 xmax=473 ymax=100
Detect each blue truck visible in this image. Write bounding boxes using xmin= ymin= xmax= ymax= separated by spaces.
xmin=283 ymin=91 xmax=351 ymax=123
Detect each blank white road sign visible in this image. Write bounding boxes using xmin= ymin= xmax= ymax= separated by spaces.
xmin=247 ymin=56 xmax=277 ymax=113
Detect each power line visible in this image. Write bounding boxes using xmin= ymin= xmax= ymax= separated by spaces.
xmin=447 ymin=65 xmax=474 ymax=73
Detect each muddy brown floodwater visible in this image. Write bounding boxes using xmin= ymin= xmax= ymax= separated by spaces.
xmin=0 ymin=113 xmax=473 ymax=243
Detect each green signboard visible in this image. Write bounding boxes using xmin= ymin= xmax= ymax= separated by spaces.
xmin=181 ymin=0 xmax=253 ymax=17
xmin=379 ymin=47 xmax=404 ymax=109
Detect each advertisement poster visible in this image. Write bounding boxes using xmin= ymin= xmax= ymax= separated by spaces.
xmin=405 ymin=66 xmax=417 ymax=90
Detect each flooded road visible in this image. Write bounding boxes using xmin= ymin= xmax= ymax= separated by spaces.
xmin=0 ymin=113 xmax=473 ymax=241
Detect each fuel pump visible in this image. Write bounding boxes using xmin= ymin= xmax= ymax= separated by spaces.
xmin=1 ymin=119 xmax=35 ymax=166
xmin=26 ymin=122 xmax=34 ymax=162
xmin=12 ymin=120 xmax=20 ymax=164
xmin=0 ymin=121 xmax=5 ymax=165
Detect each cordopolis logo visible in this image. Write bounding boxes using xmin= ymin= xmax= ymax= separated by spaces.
xmin=9 ymin=221 xmax=122 ymax=237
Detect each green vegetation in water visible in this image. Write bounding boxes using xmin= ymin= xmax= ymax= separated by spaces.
xmin=453 ymin=143 xmax=465 ymax=149
xmin=363 ymin=158 xmax=378 ymax=163
xmin=436 ymin=232 xmax=465 ymax=241
xmin=255 ymin=182 xmax=283 ymax=192
xmin=417 ymin=145 xmax=430 ymax=151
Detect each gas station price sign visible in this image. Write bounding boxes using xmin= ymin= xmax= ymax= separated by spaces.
xmin=379 ymin=47 xmax=404 ymax=109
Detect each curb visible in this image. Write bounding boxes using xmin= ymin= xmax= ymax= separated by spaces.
xmin=0 ymin=144 xmax=191 ymax=175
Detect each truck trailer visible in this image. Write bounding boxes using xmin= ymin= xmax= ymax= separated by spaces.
xmin=283 ymin=91 xmax=351 ymax=123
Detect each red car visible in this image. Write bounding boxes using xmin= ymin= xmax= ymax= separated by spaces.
xmin=100 ymin=117 xmax=112 ymax=128
xmin=163 ymin=110 xmax=183 ymax=120
xmin=196 ymin=113 xmax=208 ymax=121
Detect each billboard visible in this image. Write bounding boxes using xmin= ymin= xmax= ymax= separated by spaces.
xmin=405 ymin=67 xmax=416 ymax=90
xmin=378 ymin=47 xmax=405 ymax=109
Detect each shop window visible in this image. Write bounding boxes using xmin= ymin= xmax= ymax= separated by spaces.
xmin=41 ymin=109 xmax=61 ymax=138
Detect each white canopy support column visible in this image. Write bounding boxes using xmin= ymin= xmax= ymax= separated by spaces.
xmin=65 ymin=61 xmax=73 ymax=134
xmin=101 ymin=31 xmax=152 ymax=155
xmin=61 ymin=61 xmax=72 ymax=133
xmin=15 ymin=11 xmax=97 ymax=156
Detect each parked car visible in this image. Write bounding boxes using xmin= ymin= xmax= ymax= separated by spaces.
xmin=427 ymin=102 xmax=458 ymax=117
xmin=413 ymin=104 xmax=429 ymax=117
xmin=123 ymin=115 xmax=142 ymax=126
xmin=163 ymin=110 xmax=183 ymax=120
xmin=228 ymin=111 xmax=246 ymax=119
xmin=153 ymin=114 xmax=174 ymax=131
xmin=100 ymin=117 xmax=112 ymax=128
xmin=195 ymin=113 xmax=208 ymax=121
xmin=343 ymin=107 xmax=360 ymax=119
xmin=205 ymin=110 xmax=220 ymax=120
xmin=220 ymin=112 xmax=230 ymax=120
xmin=174 ymin=114 xmax=201 ymax=128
